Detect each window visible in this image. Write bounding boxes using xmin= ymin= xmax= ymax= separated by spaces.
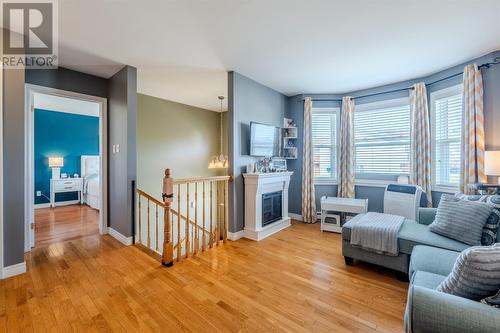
xmin=312 ymin=108 xmax=339 ymax=181
xmin=431 ymin=85 xmax=463 ymax=189
xmin=354 ymin=98 xmax=411 ymax=178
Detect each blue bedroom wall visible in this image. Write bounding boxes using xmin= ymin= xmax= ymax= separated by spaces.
xmin=34 ymin=109 xmax=99 ymax=204
xmin=286 ymin=50 xmax=500 ymax=215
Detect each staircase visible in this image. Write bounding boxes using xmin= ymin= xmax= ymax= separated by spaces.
xmin=135 ymin=168 xmax=230 ymax=266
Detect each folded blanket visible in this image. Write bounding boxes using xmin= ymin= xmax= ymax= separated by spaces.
xmin=350 ymin=212 xmax=404 ymax=256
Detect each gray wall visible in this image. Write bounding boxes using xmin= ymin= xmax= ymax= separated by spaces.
xmin=228 ymin=72 xmax=287 ymax=232
xmin=108 ymin=66 xmax=137 ymax=237
xmin=25 ymin=67 xmax=108 ymax=98
xmin=286 ymin=50 xmax=500 ymax=215
xmin=3 ymin=67 xmax=26 ymax=267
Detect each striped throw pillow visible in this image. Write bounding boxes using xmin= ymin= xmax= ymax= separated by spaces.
xmin=455 ymin=194 xmax=500 ymax=245
xmin=429 ymin=194 xmax=492 ymax=245
xmin=438 ymin=244 xmax=500 ymax=300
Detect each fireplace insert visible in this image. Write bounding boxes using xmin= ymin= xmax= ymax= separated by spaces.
xmin=262 ymin=191 xmax=283 ymax=226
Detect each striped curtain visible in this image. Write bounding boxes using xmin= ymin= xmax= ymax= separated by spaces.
xmin=338 ymin=96 xmax=355 ymax=198
xmin=410 ymin=82 xmax=432 ymax=206
xmin=302 ymin=97 xmax=317 ymax=223
xmin=460 ymin=64 xmax=486 ymax=194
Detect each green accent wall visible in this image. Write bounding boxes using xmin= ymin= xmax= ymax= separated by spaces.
xmin=137 ymin=94 xmax=227 ymax=199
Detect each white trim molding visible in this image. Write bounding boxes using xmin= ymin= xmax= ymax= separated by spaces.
xmin=289 ymin=213 xmax=303 ymax=222
xmin=227 ymin=230 xmax=245 ymax=241
xmin=34 ymin=200 xmax=80 ymax=209
xmin=108 ymin=227 xmax=133 ymax=246
xmin=2 ymin=262 xmax=26 ymax=279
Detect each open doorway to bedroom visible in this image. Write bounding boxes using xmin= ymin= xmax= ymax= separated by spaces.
xmin=25 ymin=85 xmax=108 ymax=249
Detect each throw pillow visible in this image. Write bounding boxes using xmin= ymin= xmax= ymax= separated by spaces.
xmin=455 ymin=194 xmax=500 ymax=245
xmin=437 ymin=244 xmax=500 ymax=300
xmin=481 ymin=289 xmax=500 ymax=308
xmin=429 ymin=194 xmax=492 ymax=245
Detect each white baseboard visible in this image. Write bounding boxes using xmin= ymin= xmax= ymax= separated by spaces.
xmin=108 ymin=227 xmax=133 ymax=246
xmin=289 ymin=213 xmax=303 ymax=222
xmin=35 ymin=199 xmax=80 ymax=209
xmin=227 ymin=230 xmax=245 ymax=241
xmin=2 ymin=261 xmax=26 ymax=279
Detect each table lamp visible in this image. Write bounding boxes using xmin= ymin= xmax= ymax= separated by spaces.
xmin=48 ymin=157 xmax=64 ymax=179
xmin=484 ymin=151 xmax=500 ymax=184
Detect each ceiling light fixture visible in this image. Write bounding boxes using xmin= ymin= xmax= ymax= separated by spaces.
xmin=208 ymin=96 xmax=228 ymax=169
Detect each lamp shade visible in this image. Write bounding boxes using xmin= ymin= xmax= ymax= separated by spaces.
xmin=484 ymin=151 xmax=500 ymax=176
xmin=48 ymin=157 xmax=64 ymax=168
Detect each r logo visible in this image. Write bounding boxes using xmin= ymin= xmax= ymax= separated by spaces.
xmin=2 ymin=2 xmax=53 ymax=54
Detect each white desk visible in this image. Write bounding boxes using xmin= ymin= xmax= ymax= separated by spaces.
xmin=50 ymin=178 xmax=83 ymax=208
xmin=320 ymin=197 xmax=368 ymax=233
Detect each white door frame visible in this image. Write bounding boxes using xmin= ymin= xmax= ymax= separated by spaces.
xmin=24 ymin=84 xmax=108 ymax=250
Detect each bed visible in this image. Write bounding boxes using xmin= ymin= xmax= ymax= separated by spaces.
xmin=81 ymin=155 xmax=100 ymax=210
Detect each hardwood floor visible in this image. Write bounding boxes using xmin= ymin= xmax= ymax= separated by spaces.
xmin=2 ymin=221 xmax=408 ymax=332
xmin=35 ymin=205 xmax=99 ymax=247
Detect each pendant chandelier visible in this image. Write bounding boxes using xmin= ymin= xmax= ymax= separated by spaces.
xmin=208 ymin=96 xmax=228 ymax=169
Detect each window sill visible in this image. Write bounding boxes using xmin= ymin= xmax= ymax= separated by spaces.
xmin=432 ymin=186 xmax=458 ymax=194
xmin=314 ymin=179 xmax=392 ymax=188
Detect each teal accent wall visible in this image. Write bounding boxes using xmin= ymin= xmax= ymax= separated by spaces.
xmin=34 ymin=109 xmax=99 ymax=204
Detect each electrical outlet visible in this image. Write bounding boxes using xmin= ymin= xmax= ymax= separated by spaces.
xmin=36 ymin=191 xmax=42 ymax=197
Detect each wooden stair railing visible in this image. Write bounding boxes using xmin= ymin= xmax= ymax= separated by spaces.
xmin=135 ymin=168 xmax=230 ymax=266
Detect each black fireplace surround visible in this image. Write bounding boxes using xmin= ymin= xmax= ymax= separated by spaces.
xmin=262 ymin=191 xmax=283 ymax=226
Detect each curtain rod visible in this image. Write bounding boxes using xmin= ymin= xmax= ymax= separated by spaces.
xmin=298 ymin=57 xmax=500 ymax=103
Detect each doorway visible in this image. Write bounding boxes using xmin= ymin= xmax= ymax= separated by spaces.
xmin=25 ymin=84 xmax=108 ymax=249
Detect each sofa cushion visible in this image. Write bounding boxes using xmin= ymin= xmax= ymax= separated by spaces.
xmin=429 ymin=194 xmax=492 ymax=246
xmin=409 ymin=245 xmax=460 ymax=279
xmin=343 ymin=218 xmax=470 ymax=254
xmin=412 ymin=271 xmax=447 ymax=290
xmin=398 ymin=222 xmax=470 ymax=254
xmin=437 ymin=244 xmax=500 ymax=300
xmin=455 ymin=194 xmax=500 ymax=245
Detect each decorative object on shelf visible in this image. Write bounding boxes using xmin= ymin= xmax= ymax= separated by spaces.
xmin=246 ymin=163 xmax=256 ymax=173
xmin=61 ymin=173 xmax=68 ymax=179
xmin=208 ymin=96 xmax=228 ymax=169
xmin=48 ymin=156 xmax=64 ymax=180
xmin=283 ymin=117 xmax=298 ymax=160
xmin=485 ymin=151 xmax=500 ymax=184
xmin=272 ymin=157 xmax=287 ymax=172
xmin=257 ymin=157 xmax=272 ymax=173
xmin=284 ymin=117 xmax=296 ymax=128
xmin=73 ymin=173 xmax=79 ymax=178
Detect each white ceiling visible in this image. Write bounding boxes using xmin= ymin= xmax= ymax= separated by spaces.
xmin=58 ymin=0 xmax=500 ymax=111
xmin=34 ymin=93 xmax=100 ymax=117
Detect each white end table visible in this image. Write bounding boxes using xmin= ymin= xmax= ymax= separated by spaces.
xmin=50 ymin=178 xmax=84 ymax=208
xmin=320 ymin=197 xmax=368 ymax=233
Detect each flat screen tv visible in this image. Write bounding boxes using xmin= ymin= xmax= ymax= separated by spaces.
xmin=250 ymin=122 xmax=280 ymax=157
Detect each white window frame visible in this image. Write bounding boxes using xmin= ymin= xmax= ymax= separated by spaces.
xmin=312 ymin=107 xmax=340 ymax=185
xmin=431 ymin=84 xmax=463 ymax=193
xmin=354 ymin=97 xmax=411 ymax=182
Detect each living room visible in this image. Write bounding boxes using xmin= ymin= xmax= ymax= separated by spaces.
xmin=1 ymin=1 xmax=500 ymax=332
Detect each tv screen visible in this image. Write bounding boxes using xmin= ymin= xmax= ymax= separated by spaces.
xmin=250 ymin=122 xmax=280 ymax=157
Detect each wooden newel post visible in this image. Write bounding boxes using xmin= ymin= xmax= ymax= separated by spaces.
xmin=161 ymin=168 xmax=174 ymax=267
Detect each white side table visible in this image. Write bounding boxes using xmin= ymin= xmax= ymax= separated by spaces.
xmin=50 ymin=178 xmax=83 ymax=208
xmin=320 ymin=197 xmax=368 ymax=233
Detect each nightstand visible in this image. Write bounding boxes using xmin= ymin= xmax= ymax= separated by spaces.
xmin=50 ymin=178 xmax=84 ymax=208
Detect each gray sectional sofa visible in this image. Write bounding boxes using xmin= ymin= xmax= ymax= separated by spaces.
xmin=342 ymin=208 xmax=469 ymax=278
xmin=342 ymin=207 xmax=500 ymax=332
xmin=405 ymin=245 xmax=500 ymax=332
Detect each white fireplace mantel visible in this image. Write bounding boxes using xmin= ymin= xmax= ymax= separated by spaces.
xmin=243 ymin=172 xmax=293 ymax=241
